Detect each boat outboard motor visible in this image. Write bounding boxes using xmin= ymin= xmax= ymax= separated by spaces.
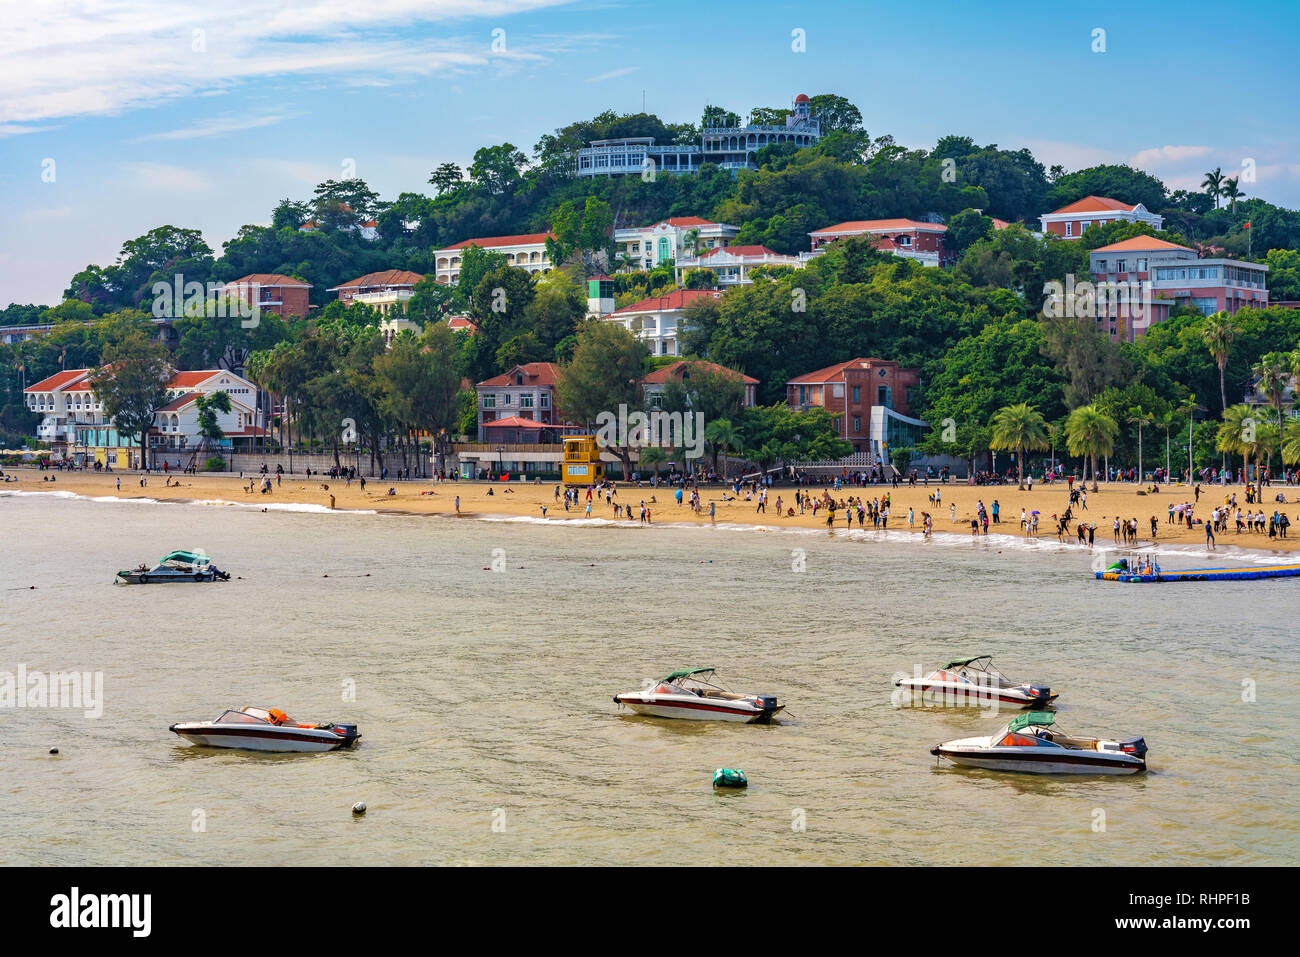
xmin=335 ymin=724 xmax=360 ymax=747
xmin=1026 ymin=684 xmax=1052 ymax=701
xmin=1117 ymin=736 xmax=1147 ymax=759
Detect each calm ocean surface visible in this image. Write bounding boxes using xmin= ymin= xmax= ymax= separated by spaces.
xmin=1 ymin=490 xmax=1297 ymax=865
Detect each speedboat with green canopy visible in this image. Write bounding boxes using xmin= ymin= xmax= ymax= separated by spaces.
xmin=116 ymin=550 xmax=231 ymax=584
xmin=930 ymin=712 xmax=1147 ymax=775
xmin=613 ymin=668 xmax=784 ymax=723
xmin=894 ymin=655 xmax=1056 ymax=709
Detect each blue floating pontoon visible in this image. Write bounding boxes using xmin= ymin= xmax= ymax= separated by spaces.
xmin=1097 ymin=557 xmax=1300 ymax=583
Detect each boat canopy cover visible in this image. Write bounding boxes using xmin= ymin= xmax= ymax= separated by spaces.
xmin=663 ymin=668 xmax=716 ymax=681
xmin=1008 ymin=711 xmax=1056 ymax=732
xmin=942 ymin=656 xmax=990 ymax=670
xmin=160 ymin=550 xmax=209 ymax=565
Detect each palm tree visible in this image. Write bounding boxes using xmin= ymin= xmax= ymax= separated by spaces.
xmin=684 ymin=228 xmax=702 ymax=257
xmin=1126 ymin=406 xmax=1153 ymax=482
xmin=1221 ymin=177 xmax=1244 ymax=213
xmin=1199 ymin=311 xmax=1240 ymax=415
xmin=638 ymin=444 xmax=667 ymax=479
xmin=704 ymin=418 xmax=740 ymax=479
xmin=1156 ymin=409 xmax=1176 ymax=479
xmin=1177 ymin=394 xmax=1199 ymax=479
xmin=1201 ymin=167 xmax=1224 ymax=209
xmin=1217 ymin=404 xmax=1260 ymax=481
xmin=1064 ymin=405 xmax=1118 ymax=492
xmin=1254 ymin=351 xmax=1291 ymax=472
xmin=1282 ymin=419 xmax=1300 ymax=468
xmin=988 ymin=402 xmax=1049 ymax=489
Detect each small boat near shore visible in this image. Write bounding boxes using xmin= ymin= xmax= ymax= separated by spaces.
xmin=894 ymin=656 xmax=1056 ymax=708
xmin=117 ymin=550 xmax=230 ymax=584
xmin=170 ymin=707 xmax=360 ymax=752
xmin=1098 ymin=555 xmax=1300 ymax=583
xmin=613 ymin=668 xmax=783 ymax=723
xmin=931 ymin=712 xmax=1147 ymax=775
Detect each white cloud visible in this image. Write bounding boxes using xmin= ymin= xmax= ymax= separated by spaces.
xmin=1128 ymin=144 xmax=1214 ymax=169
xmin=0 ymin=1 xmax=584 ymax=127
xmin=133 ymin=112 xmax=297 ymax=141
xmin=586 ymin=66 xmax=638 ymax=82
xmin=121 ymin=162 xmax=213 ymax=193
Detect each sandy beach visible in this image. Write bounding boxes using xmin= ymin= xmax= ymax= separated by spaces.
xmin=6 ymin=467 xmax=1300 ymax=555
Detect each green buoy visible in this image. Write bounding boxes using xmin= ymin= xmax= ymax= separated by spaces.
xmin=713 ymin=768 xmax=747 ymax=788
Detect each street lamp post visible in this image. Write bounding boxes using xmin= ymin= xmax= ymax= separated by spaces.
xmin=496 ymin=445 xmax=504 ymax=480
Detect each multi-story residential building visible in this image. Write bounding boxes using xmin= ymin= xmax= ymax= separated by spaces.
xmin=1039 ymin=196 xmax=1164 ymax=239
xmin=808 ymin=219 xmax=954 ymax=267
xmin=604 ymin=289 xmax=722 ymax=357
xmin=432 ymin=233 xmax=555 ymax=286
xmin=1087 ymin=236 xmax=1269 ymax=341
xmin=225 ymin=273 xmax=312 ymax=319
xmin=150 ymin=370 xmax=263 ymax=466
xmin=24 ymin=368 xmax=263 ymax=467
xmin=475 ymin=363 xmax=568 ymax=440
xmin=642 ymin=360 xmax=758 ymax=408
xmin=575 ymin=95 xmax=821 ymax=178
xmin=24 ymin=368 xmax=99 ymax=459
xmin=674 ymin=245 xmax=801 ymax=286
xmin=786 ymin=358 xmax=925 ymax=458
xmin=327 ymin=269 xmax=425 ymax=342
xmin=613 ymin=217 xmax=740 ymax=270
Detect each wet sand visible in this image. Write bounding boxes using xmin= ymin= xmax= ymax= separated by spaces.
xmin=7 ymin=467 xmax=1300 ymax=555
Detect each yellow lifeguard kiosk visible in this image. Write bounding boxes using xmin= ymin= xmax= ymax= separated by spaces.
xmin=561 ymin=435 xmax=604 ymax=486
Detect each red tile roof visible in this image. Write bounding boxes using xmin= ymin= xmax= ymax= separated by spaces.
xmin=810 ymin=219 xmax=947 ymax=236
xmin=156 ymin=391 xmax=202 ymax=413
xmin=788 ymin=357 xmax=898 ymax=384
xmin=447 ymin=316 xmax=477 ymax=331
xmin=1091 ymin=236 xmax=1193 ymax=253
xmin=697 ymin=244 xmax=784 ymax=259
xmin=168 ymin=371 xmax=220 ymax=389
xmin=227 ymin=273 xmax=310 ymax=287
xmin=330 ymin=269 xmax=424 ymax=291
xmin=24 ymin=369 xmax=92 ymax=393
xmin=441 ymin=232 xmax=554 ymax=251
xmin=477 ymin=362 xmax=562 ymax=389
xmin=642 ymin=360 xmax=758 ymax=385
xmin=609 ymin=289 xmax=720 ymax=317
xmin=481 ymin=415 xmax=557 ymax=430
xmin=656 ymin=216 xmax=714 ymax=228
xmin=1047 ymin=195 xmax=1136 ymax=215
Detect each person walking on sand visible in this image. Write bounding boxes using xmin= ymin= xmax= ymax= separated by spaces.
xmin=709 ymin=501 xmax=716 ymax=522
xmin=1206 ymin=519 xmax=1216 ymax=549
xmin=454 ymin=495 xmax=460 ymax=514
xmin=951 ymin=502 xmax=957 ymax=523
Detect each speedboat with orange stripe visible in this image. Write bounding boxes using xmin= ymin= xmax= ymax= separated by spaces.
xmin=931 ymin=712 xmax=1147 ymax=775
xmin=894 ymin=656 xmax=1056 ymax=708
xmin=613 ymin=668 xmax=783 ymax=724
xmin=170 ymin=707 xmax=360 ymax=752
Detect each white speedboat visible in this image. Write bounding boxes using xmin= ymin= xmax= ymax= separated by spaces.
xmin=931 ymin=712 xmax=1147 ymax=775
xmin=613 ymin=668 xmax=783 ymax=723
xmin=117 ymin=550 xmax=230 ymax=584
xmin=170 ymin=707 xmax=360 ymax=752
xmin=894 ymin=655 xmax=1056 ymax=708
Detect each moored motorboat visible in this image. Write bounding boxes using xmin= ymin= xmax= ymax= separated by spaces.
xmin=613 ymin=668 xmax=783 ymax=723
xmin=170 ymin=707 xmax=360 ymax=752
xmin=894 ymin=656 xmax=1056 ymax=708
xmin=117 ymin=550 xmax=230 ymax=584
xmin=930 ymin=711 xmax=1147 ymax=775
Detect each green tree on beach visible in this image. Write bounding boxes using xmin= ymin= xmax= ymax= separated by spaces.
xmin=193 ymin=390 xmax=232 ymax=467
xmin=1064 ymin=404 xmax=1118 ymax=491
xmin=1253 ymin=351 xmax=1292 ymax=468
xmin=988 ymin=402 xmax=1049 ymax=489
xmin=1217 ymin=403 xmax=1263 ymax=480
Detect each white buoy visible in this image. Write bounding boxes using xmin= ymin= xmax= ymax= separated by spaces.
xmin=352 ymin=802 xmax=367 ymax=815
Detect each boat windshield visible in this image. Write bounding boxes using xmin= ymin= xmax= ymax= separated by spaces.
xmin=215 ymin=709 xmax=271 ymax=725
xmin=934 ymin=657 xmax=1009 ymax=687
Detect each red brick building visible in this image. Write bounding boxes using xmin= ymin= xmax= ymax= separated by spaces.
xmin=225 ymin=273 xmax=311 ymax=319
xmin=1038 ymin=195 xmax=1164 ymax=240
xmin=642 ymin=360 xmax=758 ymax=407
xmin=786 ymin=358 xmax=922 ymax=453
xmin=808 ymin=219 xmax=953 ymax=267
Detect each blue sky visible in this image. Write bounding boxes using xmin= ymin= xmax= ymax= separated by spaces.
xmin=2 ymin=0 xmax=1298 ymax=307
